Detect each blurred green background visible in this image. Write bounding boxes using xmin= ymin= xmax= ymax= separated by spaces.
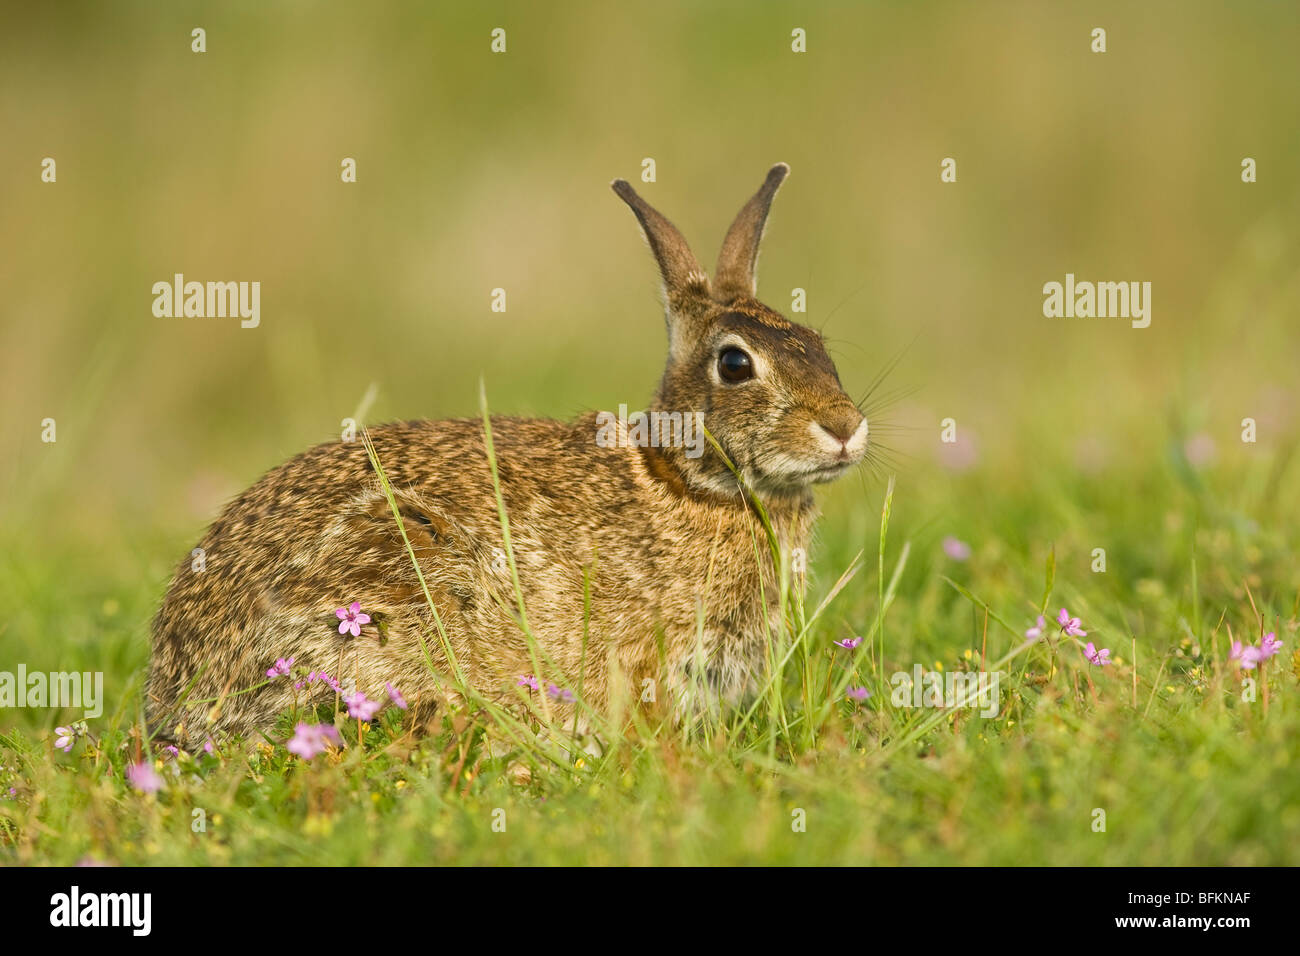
xmin=2 ymin=1 xmax=1298 ymax=730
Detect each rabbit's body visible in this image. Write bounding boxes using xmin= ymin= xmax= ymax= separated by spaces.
xmin=148 ymin=165 xmax=868 ymax=743
xmin=148 ymin=414 xmax=808 ymax=739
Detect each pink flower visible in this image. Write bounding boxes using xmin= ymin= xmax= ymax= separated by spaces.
xmin=1259 ymin=632 xmax=1283 ymax=660
xmin=1184 ymin=433 xmax=1217 ymax=468
xmin=202 ymin=739 xmax=215 ymax=755
xmin=517 ymin=675 xmax=539 ymax=691
xmin=126 ymin=761 xmax=164 ymax=794
xmin=846 ymin=686 xmax=872 ymax=702
xmin=942 ymin=536 xmax=972 ymax=561
xmin=163 ymin=744 xmax=180 ymax=757
xmin=937 ymin=430 xmax=979 ymax=472
xmin=1083 ymin=642 xmax=1111 ymax=666
xmin=834 ymin=637 xmax=863 ymax=650
xmin=53 ymin=726 xmax=76 ymax=752
xmin=307 ymin=670 xmax=343 ymax=694
xmin=1229 ymin=640 xmax=1262 ymax=670
xmin=345 ymin=692 xmax=381 ymax=722
xmin=266 ymin=656 xmax=295 ymax=678
xmin=1057 ymin=608 xmax=1086 ymax=638
xmin=335 ymin=602 xmax=372 ymax=637
xmin=546 ymin=684 xmax=575 ymax=703
xmin=386 ymin=682 xmax=408 ymax=710
xmin=286 ymin=723 xmax=342 ymax=759
xmin=1025 ymin=616 xmax=1047 ymax=640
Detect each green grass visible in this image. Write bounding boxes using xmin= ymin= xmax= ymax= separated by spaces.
xmin=2 ymin=404 xmax=1297 ymax=866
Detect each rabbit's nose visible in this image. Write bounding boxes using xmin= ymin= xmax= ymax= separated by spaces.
xmin=817 ymin=407 xmax=864 ymax=445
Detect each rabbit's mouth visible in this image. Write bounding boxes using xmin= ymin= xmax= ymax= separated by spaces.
xmin=749 ymin=454 xmax=861 ymax=490
xmin=746 ymin=416 xmax=868 ymax=490
xmin=795 ymin=415 xmax=869 ymax=483
xmin=782 ymin=458 xmax=859 ymax=486
xmin=805 ymin=460 xmax=857 ymax=483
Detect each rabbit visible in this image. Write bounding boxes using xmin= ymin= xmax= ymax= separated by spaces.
xmin=146 ymin=163 xmax=869 ymax=746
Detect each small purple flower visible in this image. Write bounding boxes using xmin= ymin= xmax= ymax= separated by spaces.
xmin=335 ymin=601 xmax=372 ymax=638
xmin=937 ymin=430 xmax=979 ymax=472
xmin=834 ymin=636 xmax=863 ymax=650
xmin=517 ymin=675 xmax=539 ymax=691
xmin=1057 ymin=608 xmax=1087 ymax=638
xmin=53 ymin=726 xmax=76 ymax=753
xmin=846 ymin=686 xmax=872 ymax=702
xmin=163 ymin=744 xmax=180 ymax=757
xmin=546 ymin=684 xmax=575 ymax=703
xmin=1229 ymin=640 xmax=1262 ymax=670
xmin=1025 ymin=616 xmax=1046 ymax=640
xmin=1258 ymin=632 xmax=1283 ymax=661
xmin=942 ymin=536 xmax=972 ymax=561
xmin=308 ymin=670 xmax=343 ymax=694
xmin=202 ymin=739 xmax=215 ymax=755
xmin=126 ymin=761 xmax=164 ymax=794
xmin=1083 ymin=642 xmax=1111 ymax=667
xmin=286 ymin=723 xmax=342 ymax=759
xmin=266 ymin=656 xmax=295 ymax=678
xmin=386 ymin=682 xmax=408 ymax=710
xmin=345 ymin=692 xmax=381 ymax=722
xmin=1184 ymin=433 xmax=1217 ymax=468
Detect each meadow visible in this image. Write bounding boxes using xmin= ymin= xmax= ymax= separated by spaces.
xmin=1 ymin=1 xmax=1298 ymax=866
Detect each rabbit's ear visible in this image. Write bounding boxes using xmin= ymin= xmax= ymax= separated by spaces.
xmin=612 ymin=179 xmax=710 ymax=310
xmin=713 ymin=163 xmax=790 ymax=303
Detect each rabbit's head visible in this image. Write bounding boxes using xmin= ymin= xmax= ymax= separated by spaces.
xmin=612 ymin=164 xmax=867 ymax=499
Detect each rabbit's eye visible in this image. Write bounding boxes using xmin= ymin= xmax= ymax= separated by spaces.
xmin=718 ymin=347 xmax=754 ymax=383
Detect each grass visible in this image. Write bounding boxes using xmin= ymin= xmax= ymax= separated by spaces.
xmin=2 ymin=394 xmax=1298 ymax=867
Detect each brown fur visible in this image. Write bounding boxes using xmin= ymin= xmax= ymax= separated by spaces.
xmin=147 ymin=165 xmax=868 ymax=743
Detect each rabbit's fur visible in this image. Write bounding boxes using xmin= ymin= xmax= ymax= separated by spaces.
xmin=147 ymin=165 xmax=868 ymax=743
